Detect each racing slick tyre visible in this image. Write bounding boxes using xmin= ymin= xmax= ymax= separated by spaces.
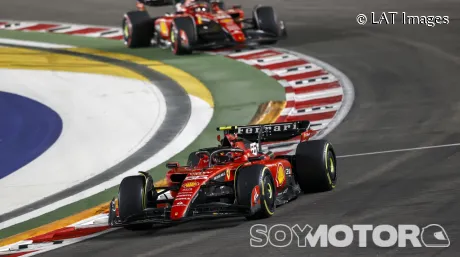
xmin=118 ymin=174 xmax=153 ymax=230
xmin=170 ymin=16 xmax=197 ymax=55
xmin=253 ymin=6 xmax=282 ymax=45
xmin=122 ymin=11 xmax=154 ymax=48
xmin=294 ymin=140 xmax=337 ymax=193
xmin=235 ymin=164 xmax=276 ymax=220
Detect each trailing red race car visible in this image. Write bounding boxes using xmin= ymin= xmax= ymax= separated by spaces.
xmin=122 ymin=0 xmax=287 ymax=54
xmin=108 ymin=120 xmax=337 ymax=230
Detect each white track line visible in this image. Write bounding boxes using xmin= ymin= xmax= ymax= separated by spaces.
xmin=337 ymin=143 xmax=460 ymax=158
xmin=0 ymin=38 xmax=74 ymax=48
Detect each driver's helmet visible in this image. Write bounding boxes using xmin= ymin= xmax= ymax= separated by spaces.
xmin=212 ymin=151 xmax=232 ymax=165
xmin=192 ymin=3 xmax=210 ymax=13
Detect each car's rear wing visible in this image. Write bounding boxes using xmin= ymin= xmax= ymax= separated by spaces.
xmin=216 ymin=120 xmax=311 ymax=142
xmin=140 ymin=0 xmax=219 ymax=7
xmin=139 ymin=0 xmax=174 ymax=7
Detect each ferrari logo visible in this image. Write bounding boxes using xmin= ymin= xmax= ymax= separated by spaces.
xmin=182 ymin=181 xmax=199 ymax=188
xmin=226 ymin=168 xmax=231 ymax=180
xmin=276 ymin=164 xmax=285 ymax=186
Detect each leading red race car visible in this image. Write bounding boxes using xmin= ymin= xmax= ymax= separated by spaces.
xmin=122 ymin=0 xmax=287 ymax=54
xmin=108 ymin=120 xmax=337 ymax=230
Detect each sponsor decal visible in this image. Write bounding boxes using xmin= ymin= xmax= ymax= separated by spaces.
xmin=277 ymin=164 xmax=286 ymax=186
xmin=216 ymin=13 xmax=231 ymax=19
xmin=227 ymin=24 xmax=241 ymax=32
xmin=185 ymin=175 xmax=208 ymax=180
xmin=177 ymin=193 xmax=193 ymax=197
xmin=182 ymin=181 xmax=200 ymax=188
xmin=181 ymin=187 xmax=193 ymax=191
xmin=174 ymin=201 xmax=188 ymax=206
xmin=175 ymin=197 xmax=191 ymax=200
xmin=214 ymin=172 xmax=225 ymax=180
xmin=237 ymin=123 xmax=298 ymax=135
xmin=190 ymin=171 xmax=213 ymax=176
xmin=220 ymin=18 xmax=233 ymax=23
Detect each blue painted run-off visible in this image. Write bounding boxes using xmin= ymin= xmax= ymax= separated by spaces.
xmin=0 ymin=92 xmax=63 ymax=179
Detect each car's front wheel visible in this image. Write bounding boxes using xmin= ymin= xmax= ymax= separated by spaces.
xmin=235 ymin=164 xmax=276 ymax=220
xmin=118 ymin=174 xmax=153 ymax=230
xmin=170 ymin=16 xmax=197 ymax=55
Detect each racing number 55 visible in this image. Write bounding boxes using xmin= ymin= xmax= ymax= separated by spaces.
xmin=250 ymin=143 xmax=259 ymax=155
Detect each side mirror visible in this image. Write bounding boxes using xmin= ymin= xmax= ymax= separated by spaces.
xmin=166 ymin=162 xmax=179 ymax=169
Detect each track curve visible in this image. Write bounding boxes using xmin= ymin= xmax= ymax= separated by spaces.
xmin=2 ymin=0 xmax=460 ymax=255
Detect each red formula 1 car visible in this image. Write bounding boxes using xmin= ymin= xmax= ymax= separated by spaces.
xmin=108 ymin=120 xmax=337 ymax=230
xmin=121 ymin=0 xmax=287 ymax=54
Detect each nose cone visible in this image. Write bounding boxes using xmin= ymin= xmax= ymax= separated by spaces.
xmin=171 ymin=204 xmax=188 ymax=220
xmin=232 ymin=31 xmax=246 ymax=43
xmin=170 ymin=180 xmax=201 ymax=221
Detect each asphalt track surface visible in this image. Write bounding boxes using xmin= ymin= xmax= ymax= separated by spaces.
xmin=2 ymin=0 xmax=460 ymax=256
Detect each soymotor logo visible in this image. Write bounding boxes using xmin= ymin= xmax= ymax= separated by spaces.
xmin=250 ymin=224 xmax=450 ymax=248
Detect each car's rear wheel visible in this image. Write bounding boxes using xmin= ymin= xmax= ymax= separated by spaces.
xmin=235 ymin=164 xmax=276 ymax=220
xmin=294 ymin=140 xmax=337 ymax=193
xmin=122 ymin=11 xmax=154 ymax=48
xmin=170 ymin=16 xmax=197 ymax=55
